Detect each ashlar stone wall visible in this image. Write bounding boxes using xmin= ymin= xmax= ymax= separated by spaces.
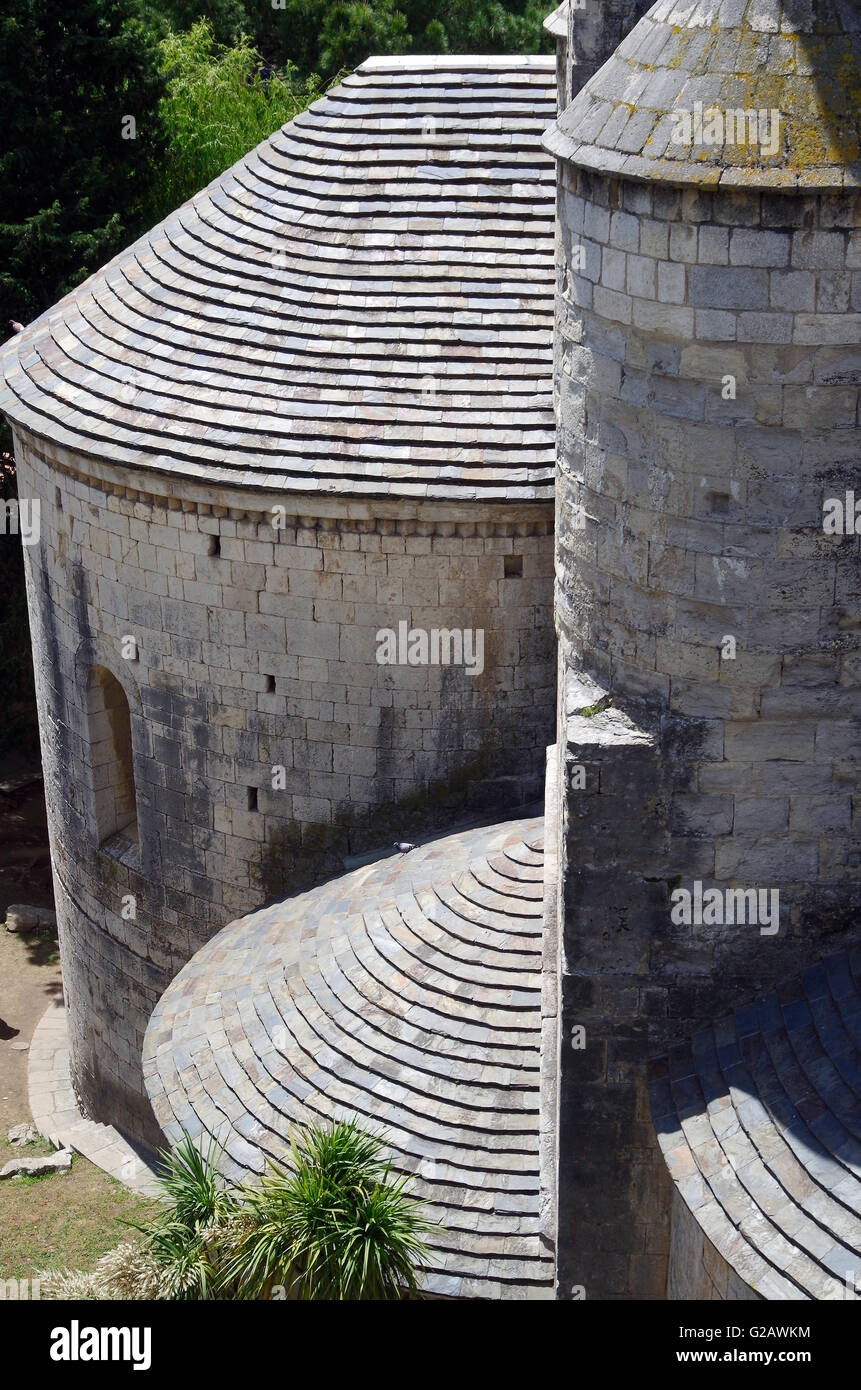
xmin=667 ymin=1189 xmax=760 ymax=1302
xmin=14 ymin=429 xmax=554 ymax=1144
xmin=552 ymin=167 xmax=861 ymax=1298
xmin=557 ymin=167 xmax=860 ymax=938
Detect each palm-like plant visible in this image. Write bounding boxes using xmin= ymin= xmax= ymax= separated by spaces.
xmin=227 ymin=1120 xmax=433 ymax=1300
xmin=154 ymin=1129 xmax=236 ymax=1231
xmin=136 ymin=1129 xmax=239 ymax=1299
xmin=74 ymin=1120 xmax=432 ymax=1300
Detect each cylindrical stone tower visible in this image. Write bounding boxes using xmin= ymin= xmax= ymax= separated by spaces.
xmin=546 ymin=0 xmax=861 ymax=1298
xmin=0 ymin=56 xmax=557 ymax=1146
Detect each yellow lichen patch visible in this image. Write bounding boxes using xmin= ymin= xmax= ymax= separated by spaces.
xmin=666 ymin=28 xmax=692 ymax=71
xmin=554 ymin=8 xmax=861 ymax=191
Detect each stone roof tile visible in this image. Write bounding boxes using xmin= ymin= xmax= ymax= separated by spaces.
xmin=651 ymin=947 xmax=861 ymax=1300
xmin=0 ymin=57 xmax=556 ymax=503
xmin=142 ymin=815 xmax=554 ymax=1297
xmin=546 ymin=0 xmax=861 ymax=192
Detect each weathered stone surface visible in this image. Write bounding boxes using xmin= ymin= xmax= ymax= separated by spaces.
xmin=7 ymin=1123 xmax=39 ymax=1146
xmin=0 ymin=1149 xmax=72 ymax=1179
xmin=26 ymin=1001 xmax=161 ymax=1195
xmin=0 ymin=56 xmax=561 ymax=1149
xmin=0 ymin=0 xmax=858 ymax=1307
xmin=547 ymin=0 xmax=861 ymax=1303
xmin=12 ymin=433 xmax=555 ymax=1145
xmin=546 ymin=0 xmax=861 ymax=193
xmin=554 ymin=0 xmax=654 ymax=111
xmin=551 ymin=134 xmax=860 ymax=984
xmin=4 ymin=905 xmax=56 ymax=933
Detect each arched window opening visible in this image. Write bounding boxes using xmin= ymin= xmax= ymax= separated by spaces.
xmin=86 ymin=666 xmax=138 ymax=851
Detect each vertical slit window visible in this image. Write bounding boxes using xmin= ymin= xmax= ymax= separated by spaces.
xmin=86 ymin=666 xmax=138 ymax=848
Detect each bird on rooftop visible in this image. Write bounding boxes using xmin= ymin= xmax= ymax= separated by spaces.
xmin=8 ymin=321 xmax=23 ymax=334
xmin=394 ymin=841 xmax=416 ymax=854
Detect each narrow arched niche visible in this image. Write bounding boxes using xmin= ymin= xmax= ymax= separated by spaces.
xmin=85 ymin=666 xmax=138 ymax=850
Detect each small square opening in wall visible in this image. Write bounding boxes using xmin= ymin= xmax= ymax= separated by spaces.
xmin=265 ymin=673 xmax=276 ymax=693
xmin=209 ymin=534 xmax=221 ymax=556
xmin=504 ymin=554 xmax=523 ymax=578
xmin=247 ymin=786 xmax=258 ymax=813
xmin=706 ymin=492 xmax=730 ymax=516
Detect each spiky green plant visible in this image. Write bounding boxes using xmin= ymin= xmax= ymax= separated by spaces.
xmin=226 ymin=1120 xmax=432 ymax=1300
xmin=294 ymin=1116 xmax=389 ymax=1186
xmin=38 ymin=1120 xmax=432 ymax=1300
xmin=153 ymin=1129 xmax=236 ymax=1231
xmin=132 ymin=1129 xmax=239 ymax=1299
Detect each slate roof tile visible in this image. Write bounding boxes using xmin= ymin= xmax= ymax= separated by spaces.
xmin=0 ymin=58 xmax=556 ymax=503
xmin=650 ymin=947 xmax=861 ymax=1300
xmin=143 ymin=814 xmax=552 ymax=1296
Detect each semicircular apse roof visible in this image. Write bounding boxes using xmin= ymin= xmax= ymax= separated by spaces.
xmin=143 ymin=815 xmax=554 ymax=1299
xmin=0 ymin=57 xmax=557 ymax=503
xmin=650 ymin=947 xmax=861 ymax=1300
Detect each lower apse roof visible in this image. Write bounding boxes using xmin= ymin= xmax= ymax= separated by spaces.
xmin=650 ymin=946 xmax=861 ymax=1301
xmin=143 ymin=815 xmax=553 ymax=1299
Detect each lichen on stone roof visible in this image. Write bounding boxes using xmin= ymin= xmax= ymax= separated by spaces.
xmin=0 ymin=57 xmax=557 ymax=503
xmin=545 ymin=0 xmax=861 ymax=192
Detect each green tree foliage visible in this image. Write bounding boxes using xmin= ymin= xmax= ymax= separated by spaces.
xmin=137 ymin=0 xmax=250 ymax=46
xmin=418 ymin=0 xmax=553 ymax=53
xmin=145 ymin=0 xmax=553 ymax=84
xmin=263 ymin=0 xmax=552 ymax=76
xmin=309 ymin=1 xmax=410 ymax=77
xmin=0 ymin=0 xmax=552 ymax=323
xmin=0 ymin=0 xmax=164 ymax=329
xmin=145 ymin=19 xmax=322 ymax=220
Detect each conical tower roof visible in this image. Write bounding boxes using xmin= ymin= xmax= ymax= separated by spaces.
xmin=544 ymin=0 xmax=861 ymax=191
xmin=543 ymin=1 xmax=569 ymax=40
xmin=0 ymin=57 xmax=556 ymax=502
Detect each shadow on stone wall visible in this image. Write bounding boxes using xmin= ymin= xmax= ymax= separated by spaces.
xmin=254 ymin=737 xmax=546 ymax=904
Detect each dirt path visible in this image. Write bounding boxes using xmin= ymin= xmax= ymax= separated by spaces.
xmin=0 ymin=756 xmax=150 ymax=1285
xmin=0 ymin=758 xmax=58 ymax=1141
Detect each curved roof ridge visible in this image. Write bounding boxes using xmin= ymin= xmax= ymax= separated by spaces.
xmin=360 ymin=54 xmax=557 ymax=70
